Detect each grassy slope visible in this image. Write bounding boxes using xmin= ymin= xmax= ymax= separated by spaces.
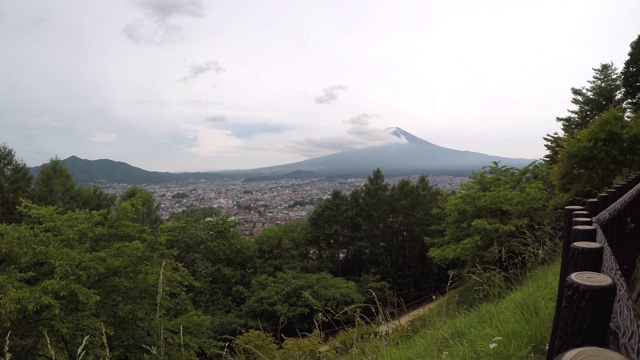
xmin=352 ymin=260 xmax=560 ymax=360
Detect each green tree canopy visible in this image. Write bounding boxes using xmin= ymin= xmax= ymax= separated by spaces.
xmin=253 ymin=219 xmax=317 ymax=275
xmin=115 ymin=186 xmax=163 ymax=230
xmin=74 ymin=184 xmax=117 ymax=211
xmin=552 ymin=108 xmax=640 ymax=202
xmin=307 ymin=189 xmax=354 ymax=277
xmin=308 ymin=169 xmax=446 ymax=302
xmin=0 ymin=202 xmax=205 ymax=359
xmin=163 ymin=214 xmax=256 ymax=347
xmin=242 ymin=270 xmax=363 ymax=339
xmin=428 ymin=162 xmax=553 ymax=273
xmin=622 ymin=34 xmax=640 ymax=115
xmin=0 ymin=144 xmax=32 ymax=224
xmin=544 ymin=63 xmax=623 ymax=165
xmin=32 ymin=157 xmax=78 ymax=211
xmin=557 ymin=62 xmax=623 ymax=137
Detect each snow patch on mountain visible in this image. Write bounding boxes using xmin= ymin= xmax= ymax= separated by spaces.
xmin=383 ymin=126 xmax=413 ymax=144
xmin=382 ymin=126 xmax=435 ymax=145
xmin=383 ymin=126 xmax=409 ymax=144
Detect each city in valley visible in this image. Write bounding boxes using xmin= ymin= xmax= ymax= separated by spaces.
xmin=104 ymin=175 xmax=468 ymax=236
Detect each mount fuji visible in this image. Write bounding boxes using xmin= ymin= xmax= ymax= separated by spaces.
xmin=240 ymin=127 xmax=535 ymax=178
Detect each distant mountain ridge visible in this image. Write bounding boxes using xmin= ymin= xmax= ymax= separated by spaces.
xmin=28 ymin=127 xmax=536 ymax=184
xmin=29 ymin=156 xmax=229 ymax=185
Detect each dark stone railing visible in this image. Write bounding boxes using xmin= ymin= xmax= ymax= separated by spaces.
xmin=547 ymin=172 xmax=640 ymax=360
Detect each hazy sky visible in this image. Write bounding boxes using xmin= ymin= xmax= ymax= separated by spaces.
xmin=1 ymin=1 xmax=639 ymax=172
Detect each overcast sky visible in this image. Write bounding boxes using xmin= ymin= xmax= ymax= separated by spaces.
xmin=1 ymin=1 xmax=639 ymax=172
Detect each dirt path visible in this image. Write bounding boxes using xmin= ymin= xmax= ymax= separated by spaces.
xmin=376 ymin=297 xmax=442 ymax=333
xmin=319 ymin=296 xmax=443 ymax=351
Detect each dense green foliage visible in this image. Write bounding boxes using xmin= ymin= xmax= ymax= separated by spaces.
xmin=243 ymin=271 xmax=363 ymax=337
xmin=622 ymin=34 xmax=640 ymax=115
xmin=0 ymin=201 xmax=202 ymax=358
xmin=428 ymin=162 xmax=554 ymax=273
xmin=32 ymin=157 xmax=78 ymax=210
xmin=553 ymin=108 xmax=640 ymax=201
xmin=544 ymin=35 xmax=640 ymax=203
xmin=557 ymin=62 xmax=623 ymax=138
xmin=164 ymin=214 xmax=256 ymax=344
xmin=253 ymin=219 xmax=316 ymax=275
xmin=0 ymin=156 xmax=453 ymax=358
xmin=308 ymin=170 xmax=447 ymax=302
xmin=0 ymin=144 xmax=32 ymax=224
xmin=543 ymin=63 xmax=623 ymax=165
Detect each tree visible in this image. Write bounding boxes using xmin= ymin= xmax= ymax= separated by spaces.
xmin=352 ymin=169 xmax=391 ymax=279
xmin=308 ymin=169 xmax=446 ymax=302
xmin=163 ymin=214 xmax=256 ymax=351
xmin=544 ymin=63 xmax=623 ymax=165
xmin=307 ymin=189 xmax=355 ymax=277
xmin=622 ymin=34 xmax=640 ymax=115
xmin=542 ymin=132 xmax=564 ymax=166
xmin=253 ymin=219 xmax=317 ymax=275
xmin=557 ymin=62 xmax=623 ymax=137
xmin=31 ymin=157 xmax=77 ymax=211
xmin=385 ymin=177 xmax=445 ymax=299
xmin=0 ymin=202 xmax=206 ymax=358
xmin=428 ymin=162 xmax=553 ymax=272
xmin=74 ymin=184 xmax=116 ymax=211
xmin=0 ymin=144 xmax=32 ymax=223
xmin=115 ymin=186 xmax=163 ymax=230
xmin=242 ymin=270 xmax=363 ymax=339
xmin=552 ymin=108 xmax=640 ymax=202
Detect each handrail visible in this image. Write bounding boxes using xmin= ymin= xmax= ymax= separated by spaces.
xmin=547 ymin=173 xmax=640 ymax=360
xmin=594 ymin=223 xmax=640 ymax=358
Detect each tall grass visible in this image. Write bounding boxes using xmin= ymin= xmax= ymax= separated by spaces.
xmin=349 ymin=259 xmax=559 ymax=360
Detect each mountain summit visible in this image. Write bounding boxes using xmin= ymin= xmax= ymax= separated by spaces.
xmin=383 ymin=127 xmax=433 ymax=145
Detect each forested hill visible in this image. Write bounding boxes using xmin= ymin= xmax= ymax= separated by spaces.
xmin=28 ymin=156 xmax=231 ymax=185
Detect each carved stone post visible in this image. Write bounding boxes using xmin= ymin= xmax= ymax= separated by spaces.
xmin=554 ymin=346 xmax=628 ymax=360
xmin=547 ymin=206 xmax=584 ymax=360
xmin=568 ymin=241 xmax=603 ymax=274
xmin=553 ymin=272 xmax=616 ymax=356
xmin=585 ymin=198 xmax=600 ymax=217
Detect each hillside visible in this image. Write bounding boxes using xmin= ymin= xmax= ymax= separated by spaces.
xmin=29 ymin=156 xmax=230 ymax=185
xmin=319 ymin=260 xmax=559 ymax=359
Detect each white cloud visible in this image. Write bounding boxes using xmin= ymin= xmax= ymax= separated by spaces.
xmin=181 ymin=61 xmax=225 ymax=81
xmin=205 ymin=115 xmax=226 ymax=122
xmin=124 ymin=0 xmax=205 ymax=45
xmin=174 ymin=125 xmax=243 ymax=156
xmin=285 ymin=113 xmax=402 ymax=157
xmin=315 ymin=85 xmax=348 ymax=104
xmin=123 ymin=19 xmax=184 ymax=45
xmin=88 ymin=133 xmax=118 ymax=143
xmin=136 ymin=0 xmax=205 ymax=19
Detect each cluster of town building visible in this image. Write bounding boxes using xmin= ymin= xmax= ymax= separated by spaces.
xmin=106 ymin=175 xmax=468 ymax=236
